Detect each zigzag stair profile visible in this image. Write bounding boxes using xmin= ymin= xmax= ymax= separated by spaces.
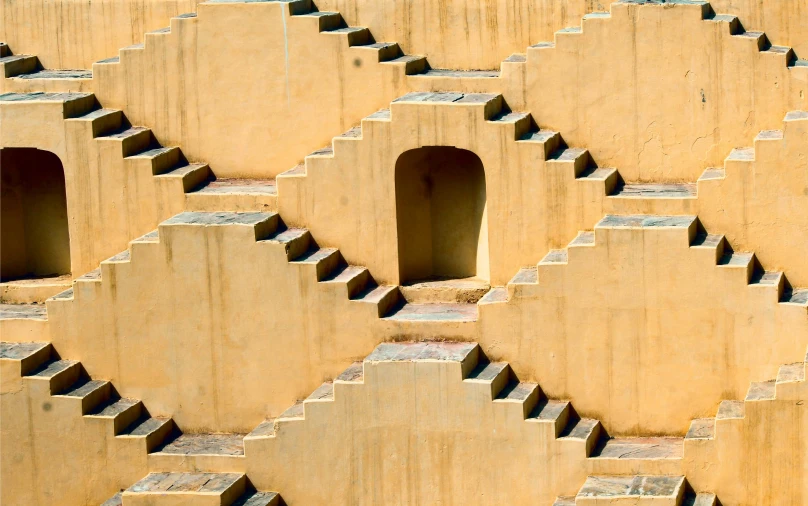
xmin=91 ymin=1 xmax=425 ymax=78
xmin=237 ymin=341 xmax=717 ymax=504
xmin=47 ymin=211 xmax=478 ymax=324
xmin=0 ymin=91 xmax=277 ymax=214
xmin=1 ymin=341 xmax=287 ymax=503
xmin=686 ymin=348 xmax=807 ymax=444
xmin=603 ymin=109 xmax=807 ymax=211
xmin=491 ymin=214 xmax=808 ymax=309
xmin=276 ymin=90 xmax=808 ymax=292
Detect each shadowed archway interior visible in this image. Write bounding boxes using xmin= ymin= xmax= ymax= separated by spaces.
xmin=394 ymin=146 xmax=489 ymax=284
xmin=1 ymin=148 xmax=71 ymax=281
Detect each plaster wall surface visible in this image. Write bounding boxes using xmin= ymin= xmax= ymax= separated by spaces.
xmin=91 ymin=0 xmax=416 ymax=178
xmin=515 ymin=1 xmax=808 ymax=181
xmin=0 ymin=94 xmax=195 ymax=280
xmin=41 ymin=211 xmax=808 ymax=436
xmin=3 ymin=0 xmax=806 ymax=71
xmin=0 ymin=346 xmax=153 ymax=506
xmin=313 ymin=0 xmax=808 ymax=70
xmin=478 ymin=215 xmax=808 ymax=435
xmin=79 ymin=1 xmax=808 ymax=182
xmin=45 ymin=213 xmax=387 ymax=433
xmin=684 ymin=353 xmax=808 ymax=505
xmin=0 ymin=0 xmax=203 ymax=69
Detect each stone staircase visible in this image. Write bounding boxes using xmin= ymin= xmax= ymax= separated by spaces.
xmin=493 ymin=214 xmax=808 ymax=309
xmin=48 ymin=211 xmax=481 ymax=323
xmin=240 ymin=341 xmax=717 ymax=503
xmin=1 ymin=341 xmax=174 ymax=451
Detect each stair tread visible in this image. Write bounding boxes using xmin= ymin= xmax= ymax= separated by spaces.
xmin=685 ymin=418 xmax=715 ymax=439
xmin=30 ymin=359 xmax=77 ymax=378
xmin=727 ymin=147 xmax=755 ymax=160
xmin=366 ymin=341 xmax=477 ymax=362
xmin=592 ymin=437 xmax=683 ymax=459
xmin=419 ymin=68 xmax=500 ymax=78
xmin=0 ymin=91 xmax=93 ymax=103
xmin=541 ymin=249 xmax=568 ymax=264
xmin=549 ymin=147 xmax=587 ymax=161
xmin=0 ymin=304 xmax=48 ymax=321
xmin=495 ymin=381 xmax=537 ymax=402
xmin=598 ymin=215 xmax=695 ymax=228
xmin=191 ymin=178 xmax=277 ymax=195
xmin=324 ymin=265 xmax=367 ymax=283
xmin=306 ymin=382 xmax=334 ymax=401
xmin=246 ymin=420 xmax=276 ymax=439
xmin=157 ymin=433 xmax=246 ymax=456
xmin=232 ymin=491 xmax=281 ymax=506
xmin=101 ymin=126 xmax=149 ymax=139
xmin=0 ymin=341 xmax=49 ymax=360
xmin=717 ymin=400 xmax=745 ymax=419
xmin=165 ymin=211 xmax=273 ymax=227
xmin=123 ymin=416 xmax=172 ymax=436
xmin=510 ymin=267 xmax=538 ymax=284
xmin=699 ymin=167 xmax=725 ymax=180
xmin=746 ymin=380 xmax=776 ymax=401
xmin=577 ymin=475 xmax=684 ymax=498
xmin=291 ymin=247 xmax=338 ymax=264
xmin=579 ymin=167 xmax=617 ymax=180
xmin=478 ymin=287 xmax=508 ymax=303
xmin=718 ymin=251 xmax=754 ymax=266
xmin=777 ymin=362 xmax=805 ymax=383
xmin=76 ymin=108 xmax=121 ymax=121
xmin=335 ymin=362 xmax=364 ymax=382
xmin=691 ymin=233 xmax=723 ymax=248
xmin=528 ymin=399 xmax=570 ymax=422
xmin=14 ymin=69 xmax=93 ymax=79
xmin=466 ymin=361 xmax=509 ymax=382
xmin=356 ymin=284 xmax=398 ymax=303
xmin=782 ymin=289 xmax=808 ymax=305
xmin=278 ymin=402 xmax=305 ymax=420
xmin=76 ymin=268 xmax=102 ymax=280
xmin=383 ymin=303 xmax=478 ymax=322
xmin=612 ymin=182 xmax=696 ymax=198
xmin=571 ymin=231 xmax=595 ymax=246
xmin=520 ymin=130 xmax=559 ymax=143
xmin=127 ymin=472 xmax=243 ymax=494
xmin=89 ymin=397 xmax=140 ymax=417
xmin=561 ymin=418 xmax=599 ymax=439
xmin=59 ymin=379 xmax=108 ymax=398
xmin=127 ymin=146 xmax=176 ymax=159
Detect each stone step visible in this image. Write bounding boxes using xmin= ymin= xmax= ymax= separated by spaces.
xmin=610 ymin=182 xmax=697 ymax=199
xmin=186 ymin=178 xmax=278 ymax=212
xmin=382 ymin=302 xmax=478 ymax=322
xmin=0 ymin=54 xmax=38 ymax=77
xmin=0 ymin=341 xmax=52 ymax=374
xmin=0 ymin=303 xmax=48 ymax=321
xmin=576 ymin=475 xmax=686 ymax=504
xmin=590 ymin=437 xmax=683 ymax=461
xmin=399 ymin=277 xmax=490 ymax=304
xmin=155 ymin=433 xmax=246 ymax=457
xmin=122 ymin=472 xmax=248 ymax=506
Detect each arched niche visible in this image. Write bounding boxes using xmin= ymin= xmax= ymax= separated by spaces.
xmin=1 ymin=148 xmax=71 ymax=281
xmin=394 ymin=146 xmax=489 ymax=285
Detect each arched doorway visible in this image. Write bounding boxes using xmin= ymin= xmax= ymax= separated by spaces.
xmin=1 ymin=148 xmax=71 ymax=281
xmin=394 ymin=146 xmax=489 ymax=289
